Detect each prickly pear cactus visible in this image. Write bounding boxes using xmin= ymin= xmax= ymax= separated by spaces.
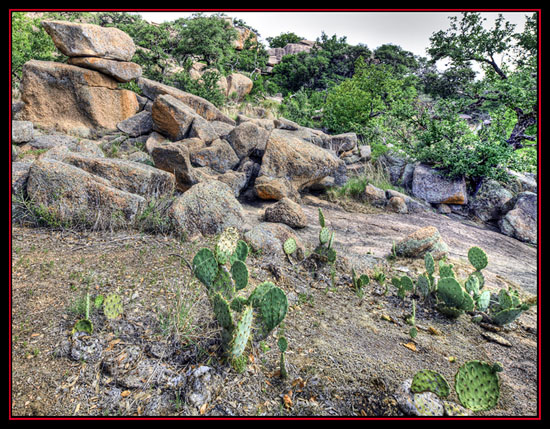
xmin=455 ymin=360 xmax=502 ymax=411
xmin=358 ymin=274 xmax=370 ymax=288
xmin=439 ymin=261 xmax=455 ymax=279
xmin=460 ymin=292 xmax=475 ymax=312
xmin=424 ymin=252 xmax=435 ymax=276
xmin=468 ymin=246 xmax=488 ymax=271
xmin=465 ymin=274 xmax=480 ymax=296
xmin=230 ymin=306 xmax=253 ymax=360
xmin=416 ymin=274 xmax=431 ymax=299
xmin=283 ymin=237 xmax=297 ymax=255
xmin=437 ymin=277 xmax=464 ymax=309
xmin=470 ymin=270 xmax=485 ymax=289
xmin=212 ymin=266 xmax=235 ymax=299
xmin=193 ymin=248 xmax=219 ymax=288
xmin=73 ymin=319 xmax=93 ymax=335
xmin=216 ymin=227 xmax=239 ymax=265
xmin=103 ymin=293 xmax=123 ymax=320
xmin=319 ymin=227 xmax=330 ymax=245
xmin=318 ymin=207 xmax=325 ymax=228
xmin=400 ymin=275 xmax=414 ymax=293
xmin=491 ymin=306 xmax=529 ymax=326
xmin=230 ymin=240 xmax=249 ymax=265
xmin=259 ymin=286 xmax=288 ymax=334
xmin=476 ymin=290 xmax=491 ymax=312
xmin=231 ymin=260 xmax=249 ymax=291
xmin=248 ymin=281 xmax=276 ymax=308
xmin=212 ymin=292 xmax=234 ymax=331
xmin=411 ymin=370 xmax=450 ymax=398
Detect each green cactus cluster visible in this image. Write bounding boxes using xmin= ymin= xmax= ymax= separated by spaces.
xmin=411 ymin=360 xmax=503 ymax=412
xmin=192 ymin=228 xmax=288 ymax=372
xmin=391 ymin=275 xmax=414 ymax=299
xmin=488 ymin=288 xmax=533 ymax=326
xmin=352 ymin=268 xmax=370 ymax=297
xmin=315 ymin=208 xmax=337 ymax=264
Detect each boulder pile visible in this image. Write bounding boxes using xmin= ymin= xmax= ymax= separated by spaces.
xmin=11 ymin=19 xmax=355 ymax=240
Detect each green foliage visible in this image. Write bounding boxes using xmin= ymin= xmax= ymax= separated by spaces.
xmin=11 ymin=12 xmax=58 ymax=88
xmin=267 ymin=32 xmax=303 ymax=48
xmin=322 ymin=59 xmax=416 ymax=136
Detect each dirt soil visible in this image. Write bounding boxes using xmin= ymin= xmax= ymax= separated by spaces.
xmin=10 ymin=197 xmax=539 ymax=417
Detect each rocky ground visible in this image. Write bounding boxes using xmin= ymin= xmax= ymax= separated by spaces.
xmin=10 ymin=196 xmax=539 ymax=417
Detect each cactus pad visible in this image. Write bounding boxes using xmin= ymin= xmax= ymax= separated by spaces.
xmin=212 ymin=293 xmax=234 ymax=331
xmin=230 ymin=240 xmax=249 ymax=265
xmin=319 ymin=227 xmax=330 ymax=245
xmin=476 ymin=290 xmax=491 ymax=312
xmin=470 ymin=270 xmax=485 ymax=289
xmin=216 ymin=227 xmax=240 ymax=265
xmin=213 ymin=266 xmax=235 ymax=299
xmin=438 ymin=262 xmax=455 ymax=279
xmin=193 ymin=248 xmax=219 ymax=288
xmin=400 ymin=275 xmax=414 ymax=292
xmin=231 ymin=260 xmax=249 ymax=291
xmin=73 ymin=319 xmax=93 ymax=335
xmin=318 ymin=207 xmax=325 ymax=228
xmin=283 ymin=237 xmax=297 ymax=255
xmin=491 ymin=307 xmax=525 ymax=326
xmin=259 ymin=286 xmax=288 ymax=334
xmin=103 ymin=293 xmax=123 ymax=320
xmin=230 ymin=306 xmax=253 ymax=359
xmin=465 ymin=274 xmax=480 ymax=296
xmin=248 ymin=281 xmax=276 ymax=308
xmin=424 ymin=252 xmax=435 ymax=276
xmin=277 ymin=336 xmax=288 ymax=353
xmin=411 ymin=370 xmax=450 ymax=398
xmin=468 ymin=246 xmax=488 ymax=271
xmin=416 ymin=274 xmax=431 ymax=299
xmin=437 ymin=277 xmax=464 ymax=309
xmin=455 ymin=360 xmax=501 ymax=411
xmin=460 ymin=292 xmax=475 ymax=312
xmin=358 ymin=274 xmax=370 ymax=288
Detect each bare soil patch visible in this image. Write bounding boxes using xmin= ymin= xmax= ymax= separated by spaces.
xmin=10 ymin=196 xmax=538 ymax=417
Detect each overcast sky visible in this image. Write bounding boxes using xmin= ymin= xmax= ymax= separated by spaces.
xmin=137 ymin=11 xmax=531 ymax=58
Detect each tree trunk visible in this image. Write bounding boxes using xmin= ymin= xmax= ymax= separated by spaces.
xmin=507 ymin=108 xmax=537 ymax=150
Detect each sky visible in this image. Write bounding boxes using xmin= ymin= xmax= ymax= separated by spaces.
xmin=137 ymin=10 xmax=531 ymax=59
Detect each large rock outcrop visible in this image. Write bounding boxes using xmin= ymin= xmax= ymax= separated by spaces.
xmin=42 ymin=20 xmax=136 ymax=61
xmin=18 ymin=60 xmax=139 ymax=137
xmin=254 ymin=129 xmax=345 ymax=201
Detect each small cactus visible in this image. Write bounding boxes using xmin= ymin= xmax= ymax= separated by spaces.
xmin=230 ymin=306 xmax=253 ymax=362
xmin=103 ymin=293 xmax=123 ymax=320
xmin=411 ymin=370 xmax=450 ymax=398
xmin=283 ymin=237 xmax=297 ymax=255
xmin=468 ymin=246 xmax=488 ymax=271
xmin=424 ymin=252 xmax=435 ymax=276
xmin=193 ymin=248 xmax=219 ymax=289
xmin=230 ymin=240 xmax=249 ymax=265
xmin=319 ymin=227 xmax=330 ymax=245
xmin=216 ymin=227 xmax=240 ymax=265
xmin=318 ymin=207 xmax=326 ymax=228
xmin=231 ymin=260 xmax=249 ymax=291
xmin=455 ymin=360 xmax=502 ymax=411
xmin=436 ymin=277 xmax=464 ymax=309
xmin=259 ymin=286 xmax=288 ymax=335
xmin=416 ymin=274 xmax=431 ymax=299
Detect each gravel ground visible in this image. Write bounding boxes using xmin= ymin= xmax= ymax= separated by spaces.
xmin=10 ymin=202 xmax=539 ymax=418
